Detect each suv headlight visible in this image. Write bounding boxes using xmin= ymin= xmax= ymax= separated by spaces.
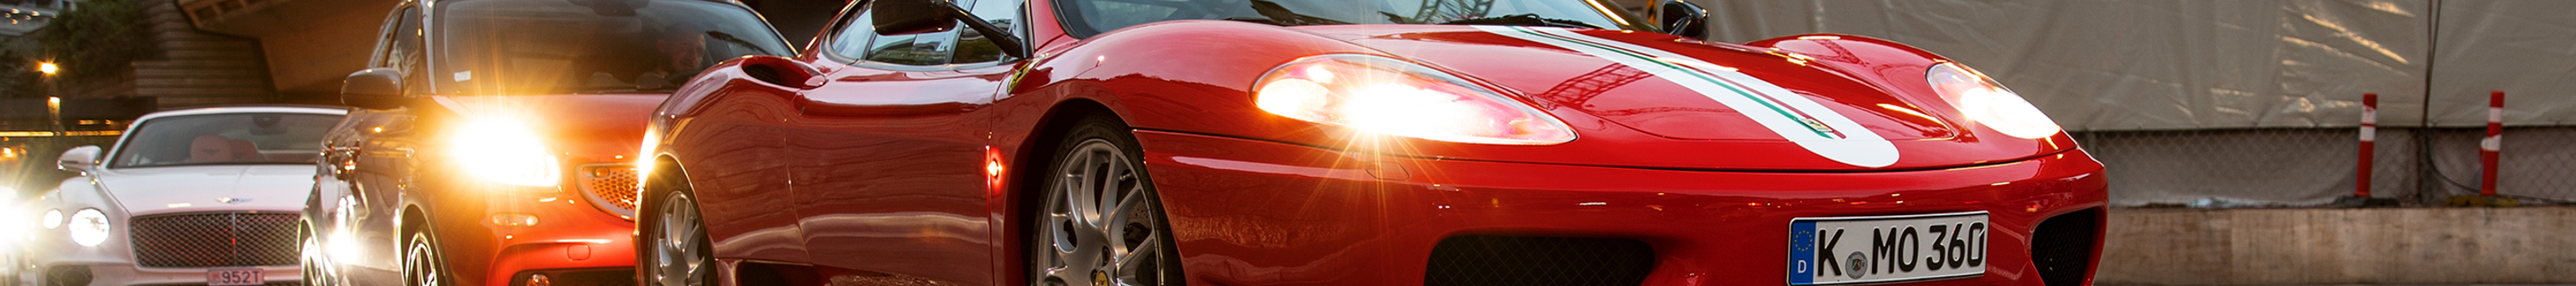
xmin=1254 ymin=55 xmax=1576 ymax=145
xmin=68 ymin=208 xmax=108 ymax=247
xmin=452 ymin=119 xmax=561 ymax=187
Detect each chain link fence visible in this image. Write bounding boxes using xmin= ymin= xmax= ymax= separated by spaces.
xmin=2076 ymin=127 xmax=2576 ymax=207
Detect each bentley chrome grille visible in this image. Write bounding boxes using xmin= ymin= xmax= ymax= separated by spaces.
xmin=127 ymin=212 xmax=300 ymax=268
xmin=578 ymin=163 xmax=640 ymax=218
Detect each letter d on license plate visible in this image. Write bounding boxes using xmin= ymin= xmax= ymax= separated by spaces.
xmin=1786 ymin=211 xmax=1987 ymax=285
xmin=207 ymin=268 xmax=263 ymax=286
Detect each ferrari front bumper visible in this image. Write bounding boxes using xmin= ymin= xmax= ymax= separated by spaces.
xmin=1131 ymin=130 xmax=2108 ymax=286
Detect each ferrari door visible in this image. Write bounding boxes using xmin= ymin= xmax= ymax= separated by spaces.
xmin=785 ymin=0 xmax=1021 ymax=283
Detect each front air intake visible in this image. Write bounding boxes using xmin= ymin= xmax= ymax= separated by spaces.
xmin=2030 ymin=208 xmax=2102 ymax=286
xmin=128 ymin=212 xmax=300 ymax=267
xmin=576 ymin=163 xmax=640 ymax=218
xmin=1424 ymin=235 xmax=1656 ymax=286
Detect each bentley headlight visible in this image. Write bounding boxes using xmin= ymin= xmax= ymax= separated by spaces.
xmin=40 ymin=209 xmax=62 ymax=229
xmin=68 ymin=208 xmax=108 ymax=247
xmin=451 ymin=119 xmax=561 ymax=187
xmin=1927 ymin=63 xmax=2060 ymax=139
xmin=1254 ymin=55 xmax=1576 ymax=145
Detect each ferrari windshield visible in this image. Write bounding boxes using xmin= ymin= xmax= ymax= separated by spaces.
xmin=109 ymin=114 xmax=342 ymax=169
xmin=435 ymin=0 xmax=791 ymax=95
xmin=1055 ymin=0 xmax=1648 ymax=37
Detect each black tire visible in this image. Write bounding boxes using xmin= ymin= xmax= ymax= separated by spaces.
xmin=1026 ymin=115 xmax=1188 ymax=286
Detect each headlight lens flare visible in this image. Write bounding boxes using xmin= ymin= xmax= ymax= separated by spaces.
xmin=1254 ymin=55 xmax=1575 ymax=145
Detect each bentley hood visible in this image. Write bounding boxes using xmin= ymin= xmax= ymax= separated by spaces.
xmin=1286 ymin=25 xmax=2073 ymax=171
xmin=91 ymin=165 xmax=313 ymax=214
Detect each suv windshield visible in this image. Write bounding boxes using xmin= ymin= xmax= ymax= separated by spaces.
xmin=109 ymin=114 xmax=343 ymax=169
xmin=1055 ymin=0 xmax=1649 ymax=37
xmin=436 ymin=0 xmax=792 ymax=95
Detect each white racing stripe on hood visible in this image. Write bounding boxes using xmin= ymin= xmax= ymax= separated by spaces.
xmin=1478 ymin=26 xmax=1899 ymax=168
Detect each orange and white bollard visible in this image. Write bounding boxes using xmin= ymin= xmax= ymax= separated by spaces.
xmin=2356 ymin=93 xmax=2376 ymax=198
xmin=2479 ymin=90 xmax=2502 ymax=198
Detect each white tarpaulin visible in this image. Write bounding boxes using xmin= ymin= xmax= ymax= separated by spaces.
xmin=2427 ymin=1 xmax=2576 ymax=126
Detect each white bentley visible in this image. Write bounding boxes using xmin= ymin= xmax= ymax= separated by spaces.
xmin=21 ymin=105 xmax=343 ymax=286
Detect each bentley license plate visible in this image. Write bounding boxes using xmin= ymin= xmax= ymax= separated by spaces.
xmin=207 ymin=267 xmax=263 ymax=286
xmin=1787 ymin=212 xmax=1988 ymax=285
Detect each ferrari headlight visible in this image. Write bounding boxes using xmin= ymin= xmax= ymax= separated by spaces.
xmin=451 ymin=119 xmax=561 ymax=187
xmin=1927 ymin=63 xmax=2060 ymax=139
xmin=68 ymin=208 xmax=108 ymax=247
xmin=40 ymin=209 xmax=62 ymax=229
xmin=1254 ymin=55 xmax=1576 ymax=145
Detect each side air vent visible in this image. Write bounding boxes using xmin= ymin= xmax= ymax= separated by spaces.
xmin=576 ymin=163 xmax=640 ymax=219
xmin=2031 ymin=208 xmax=2103 ymax=286
xmin=1424 ymin=235 xmax=1656 ymax=286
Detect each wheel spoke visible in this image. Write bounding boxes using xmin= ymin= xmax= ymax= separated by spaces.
xmin=1094 ymin=151 xmax=1126 ymax=223
xmin=1115 ymin=235 xmax=1157 ymax=271
xmin=1062 ymin=176 xmax=1096 ymax=230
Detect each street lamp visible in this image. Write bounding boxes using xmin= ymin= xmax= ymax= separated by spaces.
xmin=38 ymin=62 xmax=59 ymax=136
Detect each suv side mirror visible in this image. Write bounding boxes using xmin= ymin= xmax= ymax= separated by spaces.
xmin=342 ymin=68 xmax=409 ymax=110
xmin=871 ymin=0 xmax=1029 ymax=58
xmin=1652 ymin=0 xmax=1707 ymax=38
xmin=57 ymin=145 xmax=100 ymax=172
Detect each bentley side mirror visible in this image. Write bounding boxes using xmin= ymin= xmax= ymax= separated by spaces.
xmin=341 ymin=68 xmax=410 ymax=110
xmin=1652 ymin=0 xmax=1707 ymax=38
xmin=872 ymin=0 xmax=1029 ymax=58
xmin=57 ymin=145 xmax=100 ymax=172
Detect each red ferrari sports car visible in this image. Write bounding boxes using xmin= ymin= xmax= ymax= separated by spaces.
xmin=636 ymin=0 xmax=2106 ymax=285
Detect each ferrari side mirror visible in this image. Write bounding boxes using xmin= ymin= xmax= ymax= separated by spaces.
xmin=872 ymin=0 xmax=962 ymax=36
xmin=57 ymin=145 xmax=100 ymax=172
xmin=341 ymin=68 xmax=410 ymax=110
xmin=1652 ymin=0 xmax=1707 ymax=38
xmin=872 ymin=0 xmax=1029 ymax=59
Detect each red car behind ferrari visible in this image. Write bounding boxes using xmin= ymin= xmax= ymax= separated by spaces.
xmin=637 ymin=0 xmax=2106 ymax=285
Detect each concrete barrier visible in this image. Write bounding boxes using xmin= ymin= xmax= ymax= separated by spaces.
xmin=2100 ymin=207 xmax=2576 ymax=284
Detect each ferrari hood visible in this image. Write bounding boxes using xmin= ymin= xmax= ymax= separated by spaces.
xmin=428 ymin=95 xmax=664 ymax=164
xmin=92 ymin=164 xmax=312 ymax=214
xmin=1284 ymin=25 xmax=2063 ymax=171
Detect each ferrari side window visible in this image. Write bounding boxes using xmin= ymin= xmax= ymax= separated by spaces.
xmin=950 ymin=0 xmax=1023 ymax=63
xmin=825 ymin=4 xmax=876 ymax=61
xmin=826 ymin=2 xmax=953 ymax=66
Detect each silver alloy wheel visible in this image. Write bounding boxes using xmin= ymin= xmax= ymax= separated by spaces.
xmin=649 ymin=193 xmax=710 ymax=286
xmin=1032 ymin=139 xmax=1175 ymax=286
xmin=403 ymin=232 xmax=444 ymax=286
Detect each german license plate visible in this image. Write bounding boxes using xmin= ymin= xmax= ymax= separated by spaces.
xmin=207 ymin=267 xmax=263 ymax=286
xmin=1787 ymin=212 xmax=1988 ymax=285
